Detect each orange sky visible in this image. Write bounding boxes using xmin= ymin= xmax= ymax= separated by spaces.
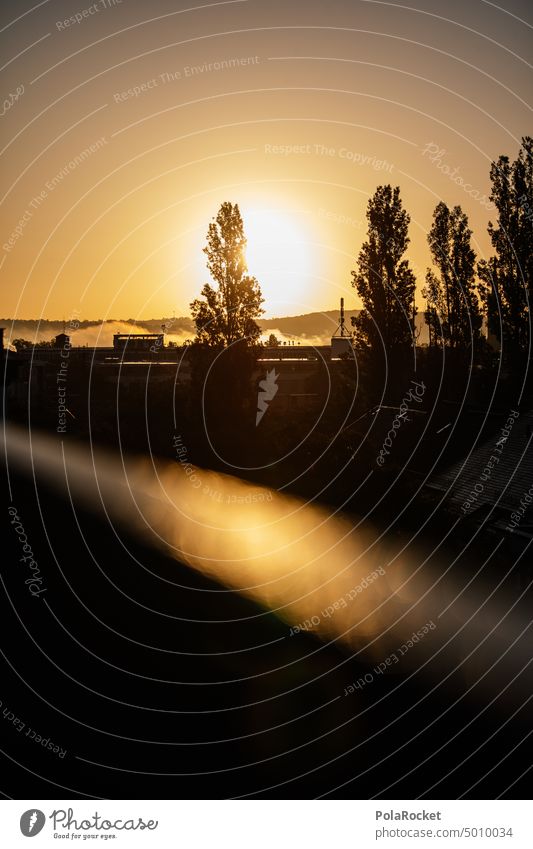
xmin=1 ymin=0 xmax=531 ymax=320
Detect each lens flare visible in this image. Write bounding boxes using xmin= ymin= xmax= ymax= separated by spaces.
xmin=4 ymin=423 xmax=532 ymax=708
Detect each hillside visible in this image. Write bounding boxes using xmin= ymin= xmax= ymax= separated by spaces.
xmin=1 ymin=310 xmax=429 ymax=347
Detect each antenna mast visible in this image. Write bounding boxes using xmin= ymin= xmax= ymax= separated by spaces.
xmin=334 ymin=297 xmax=350 ymax=337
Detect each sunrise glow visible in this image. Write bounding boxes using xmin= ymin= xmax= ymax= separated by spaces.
xmin=242 ymin=207 xmax=315 ymax=312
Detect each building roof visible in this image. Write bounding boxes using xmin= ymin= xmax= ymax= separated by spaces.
xmin=427 ymin=410 xmax=533 ymax=527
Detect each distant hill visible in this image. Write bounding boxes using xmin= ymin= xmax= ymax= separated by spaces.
xmin=0 ymin=317 xmax=195 ymax=348
xmin=1 ymin=310 xmax=429 ymax=347
xmin=261 ymin=310 xmax=429 ymax=345
xmin=260 ymin=310 xmax=358 ymax=343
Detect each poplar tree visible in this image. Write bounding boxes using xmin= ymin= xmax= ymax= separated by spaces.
xmin=190 ymin=202 xmax=264 ymax=346
xmin=478 ymin=136 xmax=533 ymax=358
xmin=351 ymin=185 xmax=416 ymax=360
xmin=423 ymin=202 xmax=481 ymax=350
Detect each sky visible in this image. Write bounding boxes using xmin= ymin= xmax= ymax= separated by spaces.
xmin=1 ymin=0 xmax=531 ymax=321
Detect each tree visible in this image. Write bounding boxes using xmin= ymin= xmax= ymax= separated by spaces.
xmin=478 ymin=136 xmax=533 ymax=358
xmin=267 ymin=333 xmax=280 ymax=347
xmin=351 ymin=185 xmax=416 ymax=362
xmin=190 ymin=202 xmax=264 ymax=346
xmin=423 ymin=202 xmax=482 ymax=350
xmin=12 ymin=338 xmax=53 ymax=350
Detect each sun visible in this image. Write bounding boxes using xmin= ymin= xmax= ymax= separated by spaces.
xmin=241 ymin=208 xmax=314 ymax=315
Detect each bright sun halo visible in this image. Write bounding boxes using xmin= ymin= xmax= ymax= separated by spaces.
xmin=242 ymin=208 xmax=313 ymax=314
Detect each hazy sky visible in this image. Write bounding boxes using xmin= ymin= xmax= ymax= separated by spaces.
xmin=1 ymin=0 xmax=531 ymax=320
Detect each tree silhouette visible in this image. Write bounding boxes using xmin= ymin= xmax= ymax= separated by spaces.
xmin=423 ymin=202 xmax=482 ymax=350
xmin=478 ymin=136 xmax=533 ymax=359
xmin=12 ymin=338 xmax=53 ymax=350
xmin=267 ymin=333 xmax=280 ymax=346
xmin=190 ymin=202 xmax=264 ymax=346
xmin=351 ymin=185 xmax=416 ymax=362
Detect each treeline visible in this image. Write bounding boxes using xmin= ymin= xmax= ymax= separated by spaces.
xmin=173 ymin=138 xmax=533 ymax=511
xmin=188 ymin=138 xmax=532 ymax=381
xmin=351 ymin=136 xmax=532 ymax=371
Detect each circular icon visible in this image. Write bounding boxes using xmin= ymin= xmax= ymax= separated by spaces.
xmin=20 ymin=810 xmax=46 ymax=837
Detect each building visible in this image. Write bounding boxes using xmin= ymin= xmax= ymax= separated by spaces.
xmin=54 ymin=332 xmax=71 ymax=348
xmin=113 ymin=333 xmax=163 ymax=352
